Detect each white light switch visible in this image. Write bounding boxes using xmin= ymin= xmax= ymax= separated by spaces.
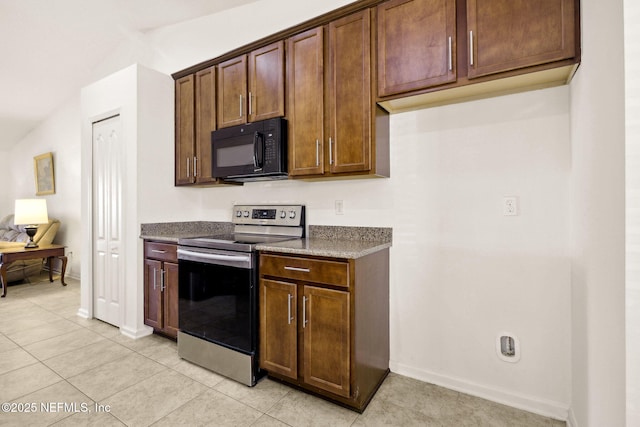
xmin=335 ymin=200 xmax=344 ymax=215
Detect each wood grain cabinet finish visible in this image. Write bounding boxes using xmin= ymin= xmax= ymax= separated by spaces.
xmin=287 ymin=10 xmax=390 ymax=179
xmin=218 ymin=41 xmax=285 ymax=129
xmin=175 ymin=75 xmax=196 ymax=185
xmin=467 ymin=0 xmax=576 ymax=78
xmin=249 ymin=41 xmax=285 ymax=122
xmin=143 ymin=241 xmax=179 ymax=339
xmin=174 ymin=66 xmax=228 ymax=186
xmin=287 ymin=28 xmax=325 ymax=177
xmin=377 ymin=0 xmax=457 ymax=97
xmin=259 ymin=250 xmax=390 ymax=412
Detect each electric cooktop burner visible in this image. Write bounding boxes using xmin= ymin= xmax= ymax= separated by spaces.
xmin=178 ymin=204 xmax=305 ymax=253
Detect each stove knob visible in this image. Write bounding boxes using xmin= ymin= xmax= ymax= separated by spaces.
xmin=289 ymin=210 xmax=296 ymax=219
xmin=280 ymin=211 xmax=287 ymax=219
xmin=235 ymin=210 xmax=242 ymax=218
xmin=243 ymin=210 xmax=250 ymax=218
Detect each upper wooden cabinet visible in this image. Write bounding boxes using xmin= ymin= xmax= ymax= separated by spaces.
xmin=287 ymin=10 xmax=390 ymax=179
xmin=249 ymin=42 xmax=286 ymax=122
xmin=175 ymin=66 xmax=228 ymax=186
xmin=287 ymin=28 xmax=325 ymax=176
xmin=217 ymin=55 xmax=248 ymax=128
xmin=175 ymin=75 xmax=195 ymax=185
xmin=377 ymin=0 xmax=457 ymax=97
xmin=217 ymin=41 xmax=285 ymax=129
xmin=376 ymin=0 xmax=580 ymax=111
xmin=467 ymin=0 xmax=576 ymax=78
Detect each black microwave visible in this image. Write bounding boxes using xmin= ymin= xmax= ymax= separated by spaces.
xmin=211 ymin=117 xmax=287 ymax=182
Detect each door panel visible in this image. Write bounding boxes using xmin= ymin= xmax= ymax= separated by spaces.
xmin=195 ymin=67 xmax=216 ymax=184
xmin=329 ymin=10 xmax=371 ymax=174
xmin=287 ymin=27 xmax=325 ymax=176
xmin=260 ymin=279 xmax=298 ymax=379
xmin=377 ymin=0 xmax=457 ymax=96
xmin=249 ymin=41 xmax=285 ymax=122
xmin=92 ymin=115 xmax=123 ymax=327
xmin=218 ymin=56 xmax=248 ymax=128
xmin=163 ymin=261 xmax=179 ymax=337
xmin=303 ymin=285 xmax=350 ymax=397
xmin=467 ymin=0 xmax=576 ymax=78
xmin=144 ymin=258 xmax=162 ymax=329
xmin=175 ymin=75 xmax=195 ymax=185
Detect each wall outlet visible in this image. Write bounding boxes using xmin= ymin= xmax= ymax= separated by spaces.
xmin=503 ymin=196 xmax=518 ymax=216
xmin=335 ymin=200 xmax=344 ymax=215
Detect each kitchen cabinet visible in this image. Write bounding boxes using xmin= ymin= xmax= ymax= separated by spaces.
xmin=259 ymin=249 xmax=389 ymax=412
xmin=143 ymin=241 xmax=179 ymax=339
xmin=467 ymin=0 xmax=576 ymax=79
xmin=175 ymin=66 xmax=230 ymax=186
xmin=376 ymin=0 xmax=580 ymax=111
xmin=287 ymin=10 xmax=390 ymax=179
xmin=217 ymin=41 xmax=285 ymax=129
xmin=377 ymin=0 xmax=457 ymax=97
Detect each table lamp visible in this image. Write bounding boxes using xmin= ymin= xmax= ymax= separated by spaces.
xmin=14 ymin=199 xmax=49 ymax=248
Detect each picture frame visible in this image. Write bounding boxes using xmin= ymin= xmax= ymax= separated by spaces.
xmin=34 ymin=152 xmax=55 ymax=196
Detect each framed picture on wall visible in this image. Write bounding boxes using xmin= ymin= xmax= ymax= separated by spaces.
xmin=34 ymin=152 xmax=55 ymax=196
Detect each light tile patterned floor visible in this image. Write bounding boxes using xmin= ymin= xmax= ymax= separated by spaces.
xmin=0 ymin=273 xmax=566 ymax=426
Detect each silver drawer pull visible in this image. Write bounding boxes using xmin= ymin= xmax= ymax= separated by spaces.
xmin=303 ymin=296 xmax=308 ymax=327
xmin=284 ymin=266 xmax=310 ymax=273
xmin=287 ymin=294 xmax=293 ymax=325
xmin=151 ymin=249 xmax=166 ymax=254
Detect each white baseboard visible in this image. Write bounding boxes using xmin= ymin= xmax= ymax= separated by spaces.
xmin=389 ymin=360 xmax=569 ymax=422
xmin=119 ymin=324 xmax=153 ymax=339
xmin=76 ymin=307 xmax=91 ymax=319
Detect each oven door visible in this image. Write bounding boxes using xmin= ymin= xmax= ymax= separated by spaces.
xmin=177 ymin=247 xmax=256 ymax=355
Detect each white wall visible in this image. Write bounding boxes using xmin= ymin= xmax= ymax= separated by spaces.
xmin=570 ymin=0 xmax=626 ymax=425
xmin=5 ymin=97 xmax=82 ymax=277
xmin=625 ymin=0 xmax=640 ymax=425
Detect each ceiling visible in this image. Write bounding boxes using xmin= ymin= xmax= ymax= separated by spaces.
xmin=0 ymin=0 xmax=261 ymax=151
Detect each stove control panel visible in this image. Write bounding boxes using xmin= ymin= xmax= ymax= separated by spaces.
xmin=232 ymin=205 xmax=305 ymax=227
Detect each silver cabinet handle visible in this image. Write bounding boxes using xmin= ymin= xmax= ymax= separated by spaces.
xmin=239 ymin=94 xmax=243 ymax=117
xmin=303 ymin=296 xmax=308 ymax=328
xmin=248 ymin=91 xmax=253 ymax=116
xmin=151 ymin=249 xmax=166 ymax=254
xmin=284 ymin=266 xmax=310 ymax=273
xmin=193 ymin=157 xmax=198 ymax=177
xmin=329 ymin=137 xmax=333 ymax=165
xmin=469 ymin=31 xmax=474 ymax=66
xmin=287 ymin=294 xmax=293 ymax=325
xmin=315 ymin=139 xmax=320 ymax=167
xmin=448 ymin=36 xmax=452 ymax=71
xmin=160 ymin=269 xmax=165 ymax=292
xmin=153 ymin=268 xmax=157 ymax=290
xmin=186 ymin=157 xmax=190 ymax=178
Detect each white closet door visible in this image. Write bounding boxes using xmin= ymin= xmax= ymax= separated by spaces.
xmin=92 ymin=115 xmax=123 ymax=326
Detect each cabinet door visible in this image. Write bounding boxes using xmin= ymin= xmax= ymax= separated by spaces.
xmin=163 ymin=261 xmax=179 ymax=338
xmin=249 ymin=41 xmax=285 ymax=122
xmin=194 ymin=66 xmax=217 ymax=184
xmin=377 ymin=0 xmax=456 ymax=97
xmin=260 ymin=279 xmax=298 ymax=379
xmin=287 ymin=27 xmax=325 ymax=177
xmin=328 ymin=10 xmax=371 ymax=174
xmin=217 ymin=55 xmax=248 ymax=128
xmin=467 ymin=0 xmax=576 ymax=78
xmin=175 ymin=75 xmax=195 ymax=185
xmin=303 ymin=285 xmax=350 ymax=398
xmin=144 ymin=258 xmax=163 ymax=329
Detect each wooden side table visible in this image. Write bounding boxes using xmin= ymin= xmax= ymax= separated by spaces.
xmin=0 ymin=244 xmax=67 ymax=297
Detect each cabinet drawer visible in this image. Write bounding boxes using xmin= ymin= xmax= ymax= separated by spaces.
xmin=144 ymin=241 xmax=178 ymax=263
xmin=260 ymin=254 xmax=349 ymax=287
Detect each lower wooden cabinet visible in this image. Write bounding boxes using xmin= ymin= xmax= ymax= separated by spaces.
xmin=143 ymin=241 xmax=179 ymax=339
xmin=259 ymin=250 xmax=389 ymax=412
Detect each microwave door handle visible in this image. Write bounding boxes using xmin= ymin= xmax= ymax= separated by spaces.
xmin=253 ymin=131 xmax=264 ymax=169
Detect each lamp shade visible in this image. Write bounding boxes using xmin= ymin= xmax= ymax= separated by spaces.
xmin=14 ymin=199 xmax=49 ymax=225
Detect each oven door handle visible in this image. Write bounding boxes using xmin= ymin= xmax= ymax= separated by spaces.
xmin=177 ymin=249 xmax=251 ymax=263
